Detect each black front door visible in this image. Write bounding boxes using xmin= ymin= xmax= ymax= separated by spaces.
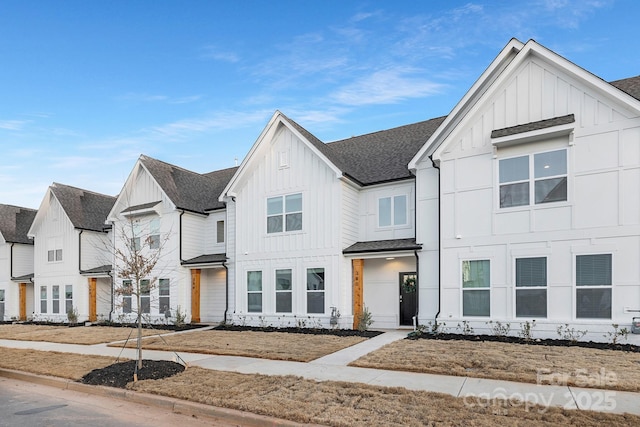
xmin=399 ymin=272 xmax=417 ymax=326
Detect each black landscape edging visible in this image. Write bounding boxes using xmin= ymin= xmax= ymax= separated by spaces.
xmin=214 ymin=324 xmax=383 ymax=338
xmin=407 ymin=331 xmax=640 ymax=352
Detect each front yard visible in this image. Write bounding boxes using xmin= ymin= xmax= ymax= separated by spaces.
xmin=0 ymin=324 xmax=172 ymax=345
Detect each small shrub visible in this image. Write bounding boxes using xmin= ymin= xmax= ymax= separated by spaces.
xmin=603 ymin=323 xmax=629 ymax=345
xmin=357 ymin=306 xmax=373 ymax=332
xmin=173 ymin=306 xmax=186 ymax=327
xmin=486 ymin=320 xmax=511 ymax=337
xmin=67 ymin=307 xmax=78 ymax=324
xmin=518 ymin=320 xmax=536 ymax=341
xmin=456 ymin=320 xmax=474 ymax=336
xmin=427 ymin=320 xmax=447 ymax=335
xmin=556 ymin=324 xmax=587 ymax=342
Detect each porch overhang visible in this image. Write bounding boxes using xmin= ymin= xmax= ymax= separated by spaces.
xmin=181 ymin=253 xmax=227 ymax=269
xmin=342 ymin=238 xmax=422 ymax=258
xmin=80 ymin=264 xmax=112 ymax=278
xmin=11 ymin=273 xmax=34 ymax=283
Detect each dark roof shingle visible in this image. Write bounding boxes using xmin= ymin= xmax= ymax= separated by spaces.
xmin=51 ymin=183 xmax=116 ymax=232
xmin=343 ymin=238 xmax=422 ymax=254
xmin=610 ymin=75 xmax=640 ymax=100
xmin=0 ymin=204 xmax=37 ymax=244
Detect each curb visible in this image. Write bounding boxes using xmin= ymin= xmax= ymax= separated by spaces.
xmin=0 ymin=368 xmax=315 ymax=427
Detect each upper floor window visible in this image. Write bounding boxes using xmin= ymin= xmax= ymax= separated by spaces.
xmin=48 ymin=249 xmax=63 ymax=262
xmin=499 ymin=149 xmax=567 ymax=208
xmin=149 ymin=218 xmax=160 ymax=249
xmin=267 ymin=193 xmax=302 ymax=233
xmin=378 ymin=195 xmax=407 ymax=227
xmin=216 ymin=220 xmax=225 ymax=243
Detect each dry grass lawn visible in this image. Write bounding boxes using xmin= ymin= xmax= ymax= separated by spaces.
xmin=0 ymin=347 xmax=637 ymax=427
xmin=350 ymin=339 xmax=640 ymax=392
xmin=0 ymin=324 xmax=172 ymax=345
xmin=110 ymin=330 xmax=367 ymax=362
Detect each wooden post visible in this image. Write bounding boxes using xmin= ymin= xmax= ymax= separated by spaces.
xmin=191 ymin=269 xmax=201 ymax=323
xmin=352 ymin=259 xmax=364 ymax=330
xmin=88 ymin=278 xmax=97 ymax=322
xmin=19 ymin=283 xmax=27 ymax=321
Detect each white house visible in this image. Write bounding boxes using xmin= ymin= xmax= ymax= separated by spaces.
xmin=106 ymin=155 xmax=237 ymax=324
xmin=220 ymin=112 xmax=444 ymax=329
xmin=410 ymin=38 xmax=640 ymax=336
xmin=28 ymin=183 xmax=115 ymax=323
xmin=0 ymin=204 xmax=36 ymax=320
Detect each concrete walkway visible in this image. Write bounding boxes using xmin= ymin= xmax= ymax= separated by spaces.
xmin=1 ymin=329 xmax=639 ymax=417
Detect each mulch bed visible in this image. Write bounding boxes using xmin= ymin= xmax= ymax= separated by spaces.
xmin=81 ymin=360 xmax=185 ymax=388
xmin=214 ymin=324 xmax=382 ymax=338
xmin=409 ymin=332 xmax=640 ymax=352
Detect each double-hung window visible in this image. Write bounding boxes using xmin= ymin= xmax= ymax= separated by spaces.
xmin=159 ymin=279 xmax=170 ymax=314
xmin=307 ymin=268 xmax=325 ymax=314
xmin=140 ymin=279 xmax=150 ymax=314
xmin=378 ymin=195 xmax=407 ymax=227
xmin=275 ymin=269 xmax=292 ymax=313
xmin=515 ymin=257 xmax=547 ymax=318
xmin=52 ymin=285 xmax=60 ymax=314
xmin=40 ymin=286 xmax=47 ymax=314
xmin=247 ymin=271 xmax=263 ymax=312
xmin=499 ymin=149 xmax=567 ymax=208
xmin=576 ymin=254 xmax=612 ymax=319
xmin=65 ymin=285 xmax=73 ymax=314
xmin=462 ymin=260 xmax=490 ymax=316
xmin=267 ymin=193 xmax=302 ymax=233
xmin=122 ymin=280 xmax=132 ymax=313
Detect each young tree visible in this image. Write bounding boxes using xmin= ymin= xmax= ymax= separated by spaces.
xmin=112 ymin=215 xmax=170 ymax=378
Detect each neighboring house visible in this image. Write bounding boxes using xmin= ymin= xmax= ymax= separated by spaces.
xmin=409 ymin=38 xmax=640 ymax=335
xmin=0 ymin=204 xmax=37 ymax=320
xmin=28 ymin=183 xmax=115 ymax=322
xmin=106 ymin=155 xmax=237 ymax=324
xmin=220 ymin=111 xmax=444 ymax=329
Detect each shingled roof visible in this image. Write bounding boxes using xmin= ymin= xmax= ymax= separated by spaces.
xmin=0 ymin=204 xmax=36 ymax=244
xmin=326 ymin=116 xmax=446 ymax=185
xmin=610 ymin=75 xmax=640 ymax=100
xmin=140 ymin=155 xmax=238 ymax=214
xmin=50 ymin=183 xmax=116 ymax=232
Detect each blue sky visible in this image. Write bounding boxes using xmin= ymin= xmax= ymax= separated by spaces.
xmin=1 ymin=0 xmax=639 ymax=209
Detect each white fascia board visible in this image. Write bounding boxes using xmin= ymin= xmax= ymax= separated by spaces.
xmin=409 ymin=38 xmax=525 ymax=170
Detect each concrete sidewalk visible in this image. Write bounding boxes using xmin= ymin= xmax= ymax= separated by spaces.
xmin=1 ymin=330 xmax=639 ymax=417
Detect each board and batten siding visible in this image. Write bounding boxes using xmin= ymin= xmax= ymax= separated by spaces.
xmin=357 ymin=181 xmax=416 ymax=241
xmin=428 ymin=55 xmax=640 ymax=332
xmin=181 ymin=212 xmax=207 ymax=261
xmin=80 ymin=231 xmax=110 ymax=271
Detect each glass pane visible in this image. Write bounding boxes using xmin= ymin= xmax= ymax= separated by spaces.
xmin=463 ymin=289 xmax=490 ymax=316
xmin=276 ymin=292 xmax=292 ymax=313
xmin=285 ymin=193 xmax=302 ymax=213
xmin=149 ymin=218 xmax=160 ymax=233
xmin=65 ymin=299 xmax=72 ymax=314
xmin=534 ymin=150 xmax=566 ymax=178
xmin=267 ymin=197 xmax=282 ymax=215
xmin=217 ymin=220 xmax=225 ymax=243
xmin=40 ymin=286 xmax=47 ymax=299
xmin=248 ymin=293 xmax=262 ymax=312
xmin=65 ymin=285 xmax=73 ymax=299
xmin=122 ymin=280 xmax=132 ymax=295
xmin=307 ymin=292 xmax=325 ymax=314
xmin=307 ymin=268 xmax=325 ymax=291
xmin=53 ymin=300 xmax=59 ymax=314
xmin=0 ymin=290 xmax=4 ymax=302
xmin=123 ymin=297 xmax=131 ymax=313
xmin=500 ymin=182 xmax=529 ymax=208
xmin=48 ymin=250 xmax=54 ymax=262
xmin=285 ymin=212 xmax=302 ymax=231
xmin=55 ymin=249 xmax=63 ymax=261
xmin=394 ymin=195 xmax=407 ymax=225
xmin=140 ymin=280 xmax=150 ymax=295
xmin=535 ymin=177 xmax=567 ymax=204
xmin=159 ymin=279 xmax=170 ymax=295
xmin=41 ymin=300 xmax=47 ymax=313
xmin=276 ymin=270 xmax=292 ymax=291
xmin=267 ymin=215 xmax=283 ymax=233
xmin=576 ymin=254 xmax=612 ymax=286
xmin=379 ymin=197 xmax=391 ymax=227
xmin=516 ymin=258 xmax=547 ymax=287
xmin=160 ymin=297 xmax=170 ymax=314
xmin=462 ymin=260 xmax=490 ymax=288
xmin=499 ymin=156 xmax=529 ymax=183
xmin=577 ymin=288 xmax=611 ymax=319
xmin=52 ymin=286 xmax=59 ymax=299
xmin=149 ymin=234 xmax=160 ymax=249
xmin=141 ymin=296 xmax=150 ymax=314
xmin=247 ymin=271 xmax=262 ymax=291
xmin=516 ymin=289 xmax=547 ymax=317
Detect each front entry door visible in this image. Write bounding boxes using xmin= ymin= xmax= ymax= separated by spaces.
xmin=399 ymin=272 xmax=417 ymax=326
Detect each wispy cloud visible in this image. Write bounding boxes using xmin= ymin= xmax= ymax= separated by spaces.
xmin=200 ymin=45 xmax=240 ymax=63
xmin=330 ymin=67 xmax=445 ymax=106
xmin=0 ymin=119 xmax=30 ymax=131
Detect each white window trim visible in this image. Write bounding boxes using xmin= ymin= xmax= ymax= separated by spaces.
xmin=460 ymin=258 xmax=491 ymax=318
xmin=512 ymin=256 xmax=548 ymax=319
xmin=497 ymin=148 xmax=569 ymax=210
xmin=377 ymin=194 xmax=409 ymax=229
xmin=572 ymin=252 xmax=614 ymax=321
